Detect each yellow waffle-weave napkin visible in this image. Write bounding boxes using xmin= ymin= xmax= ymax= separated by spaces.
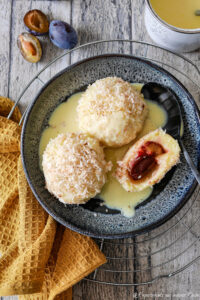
xmin=0 ymin=97 xmax=106 ymax=299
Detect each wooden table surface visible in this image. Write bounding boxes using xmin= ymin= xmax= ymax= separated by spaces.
xmin=1 ymin=0 xmax=200 ymax=299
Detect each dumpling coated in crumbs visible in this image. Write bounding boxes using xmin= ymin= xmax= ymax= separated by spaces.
xmin=42 ymin=133 xmax=112 ymax=204
xmin=77 ymin=77 xmax=148 ymax=147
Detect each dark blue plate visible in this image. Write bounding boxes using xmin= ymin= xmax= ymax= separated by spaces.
xmin=21 ymin=54 xmax=200 ymax=239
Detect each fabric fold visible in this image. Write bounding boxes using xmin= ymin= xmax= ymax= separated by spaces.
xmin=0 ymin=97 xmax=106 ymax=299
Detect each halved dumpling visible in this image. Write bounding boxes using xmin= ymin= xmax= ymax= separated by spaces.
xmin=115 ymin=128 xmax=180 ymax=192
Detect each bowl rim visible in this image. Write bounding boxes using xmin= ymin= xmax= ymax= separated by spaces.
xmin=21 ymin=53 xmax=200 ymax=239
xmin=146 ymin=0 xmax=200 ymax=34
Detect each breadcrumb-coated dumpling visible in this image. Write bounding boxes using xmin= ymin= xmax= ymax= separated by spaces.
xmin=77 ymin=77 xmax=148 ymax=147
xmin=42 ymin=133 xmax=112 ymax=204
xmin=116 ymin=128 xmax=180 ymax=192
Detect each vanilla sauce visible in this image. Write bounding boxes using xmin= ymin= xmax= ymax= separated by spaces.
xmin=150 ymin=0 xmax=200 ymax=30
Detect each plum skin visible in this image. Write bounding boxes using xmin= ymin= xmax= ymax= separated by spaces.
xmin=49 ymin=20 xmax=78 ymax=49
xmin=25 ymin=26 xmax=48 ymax=36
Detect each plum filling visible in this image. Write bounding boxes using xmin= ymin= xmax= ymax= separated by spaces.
xmin=129 ymin=141 xmax=166 ymax=181
xmin=21 ymin=39 xmax=37 ymax=56
xmin=142 ymin=141 xmax=165 ymax=156
xmin=130 ymin=155 xmax=157 ymax=180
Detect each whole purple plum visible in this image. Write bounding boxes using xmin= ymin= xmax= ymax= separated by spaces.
xmin=49 ymin=20 xmax=78 ymax=49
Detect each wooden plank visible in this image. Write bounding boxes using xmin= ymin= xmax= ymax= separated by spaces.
xmin=1 ymin=2 xmax=17 ymax=300
xmin=71 ymin=0 xmax=132 ymax=63
xmin=136 ymin=186 xmax=200 ymax=298
xmin=0 ymin=0 xmax=12 ymax=97
xmin=1 ymin=297 xmax=18 ymax=300
xmin=8 ymin=0 xmax=71 ymax=113
xmin=132 ymin=1 xmax=200 ymax=298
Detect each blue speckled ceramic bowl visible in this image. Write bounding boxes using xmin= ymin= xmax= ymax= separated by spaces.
xmin=21 ymin=54 xmax=200 ymax=239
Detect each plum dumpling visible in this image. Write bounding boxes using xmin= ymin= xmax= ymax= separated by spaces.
xmin=116 ymin=128 xmax=181 ymax=192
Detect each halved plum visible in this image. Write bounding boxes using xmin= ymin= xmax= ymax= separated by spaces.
xmin=24 ymin=9 xmax=49 ymax=36
xmin=17 ymin=33 xmax=42 ymax=63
